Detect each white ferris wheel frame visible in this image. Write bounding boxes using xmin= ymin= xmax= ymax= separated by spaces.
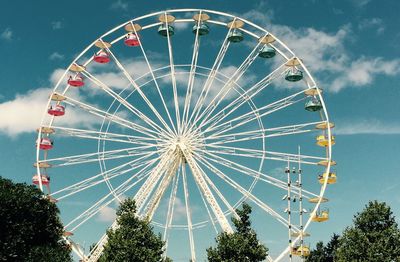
xmin=35 ymin=8 xmax=334 ymax=262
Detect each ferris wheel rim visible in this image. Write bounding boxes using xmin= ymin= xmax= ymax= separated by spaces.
xmin=35 ymin=8 xmax=333 ymax=262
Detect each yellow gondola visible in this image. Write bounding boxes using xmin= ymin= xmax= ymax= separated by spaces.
xmin=308 ymin=197 xmax=329 ymax=203
xmin=311 ymin=210 xmax=329 ymax=222
xmin=316 ymin=135 xmax=335 ymax=147
xmin=291 ymin=231 xmax=311 ymax=237
xmin=317 ymin=160 xmax=336 ymax=167
xmin=318 ymin=172 xmax=337 ymax=184
xmin=291 ymin=245 xmax=310 ymax=257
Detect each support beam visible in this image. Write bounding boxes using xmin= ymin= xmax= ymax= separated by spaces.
xmin=179 ymin=143 xmax=233 ymax=233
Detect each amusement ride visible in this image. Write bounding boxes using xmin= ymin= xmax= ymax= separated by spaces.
xmin=34 ymin=9 xmax=336 ymax=261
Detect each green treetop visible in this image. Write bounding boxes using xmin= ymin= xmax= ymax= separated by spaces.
xmin=99 ymin=198 xmax=170 ymax=262
xmin=206 ymin=202 xmax=268 ymax=262
xmin=336 ymin=200 xmax=400 ymax=262
xmin=0 ymin=176 xmax=72 ymax=262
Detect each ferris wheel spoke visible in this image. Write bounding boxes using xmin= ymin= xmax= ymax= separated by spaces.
xmin=195 ymin=161 xmax=239 ymax=219
xmin=194 ymin=153 xmax=296 ymax=230
xmin=182 ymin=164 xmax=196 ymax=261
xmin=200 ymin=150 xmax=318 ymax=199
xmin=193 ymin=36 xmax=263 ymax=127
xmin=86 ymin=154 xmax=168 ymax=262
xmin=40 ymin=145 xmax=155 ymax=168
xmin=186 ymin=18 xmax=236 ymax=128
xmin=180 ymin=145 xmax=233 ymax=233
xmin=130 ymin=22 xmax=178 ymax=135
xmin=81 ymin=69 xmax=168 ymax=135
xmin=99 ymin=39 xmax=175 ymax=135
xmin=207 ymin=144 xmax=325 ymax=165
xmin=61 ymin=94 xmax=160 ymax=138
xmin=193 ymin=172 xmax=219 ymax=234
xmin=52 ymin=153 xmax=159 ymax=201
xmin=134 ymin=149 xmax=176 ymax=212
xmin=163 ymin=13 xmax=181 ymax=133
xmin=49 ymin=126 xmax=159 ymax=147
xmin=206 ymin=121 xmax=326 ymax=143
xmin=162 ymin=167 xmax=180 ymax=256
xmin=204 ymin=89 xmax=307 ymax=137
xmin=198 ymin=61 xmax=288 ymax=131
xmin=181 ymin=14 xmax=202 ymax=131
xmin=65 ymin=156 xmax=158 ymax=231
xmin=141 ymin=158 xmax=180 ymax=220
xmin=66 ymin=172 xmax=149 ymax=232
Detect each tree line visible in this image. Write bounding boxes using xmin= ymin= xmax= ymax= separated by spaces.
xmin=306 ymin=200 xmax=400 ymax=262
xmin=1 ymin=176 xmax=400 ymax=261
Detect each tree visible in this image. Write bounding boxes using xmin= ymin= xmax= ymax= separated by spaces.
xmin=306 ymin=233 xmax=340 ymax=262
xmin=306 ymin=241 xmax=326 ymax=262
xmin=206 ymin=202 xmax=268 ymax=262
xmin=325 ymin=233 xmax=340 ymax=261
xmin=99 ymin=198 xmax=170 ymax=262
xmin=0 ymin=176 xmax=72 ymax=261
xmin=336 ymin=201 xmax=400 ymax=262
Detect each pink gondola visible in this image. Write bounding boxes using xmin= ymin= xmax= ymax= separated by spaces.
xmin=37 ymin=137 xmax=53 ymax=150
xmin=32 ymin=175 xmax=50 ymax=186
xmin=48 ymin=104 xmax=65 ymax=116
xmin=124 ymin=33 xmax=140 ymax=47
xmin=67 ymin=74 xmax=84 ymax=87
xmin=93 ymin=50 xmax=110 ymax=63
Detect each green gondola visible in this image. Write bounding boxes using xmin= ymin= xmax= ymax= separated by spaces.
xmin=259 ymin=45 xmax=276 ymax=58
xmin=158 ymin=24 xmax=175 ymax=37
xmin=227 ymin=29 xmax=243 ymax=43
xmin=285 ymin=68 xmax=303 ymax=82
xmin=305 ymin=99 xmax=323 ymax=112
xmin=192 ymin=22 xmax=210 ymax=35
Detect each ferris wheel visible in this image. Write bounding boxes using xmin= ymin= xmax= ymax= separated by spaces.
xmin=34 ymin=9 xmax=336 ymax=262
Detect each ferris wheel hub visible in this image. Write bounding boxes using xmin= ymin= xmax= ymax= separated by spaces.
xmin=159 ymin=128 xmax=204 ymax=159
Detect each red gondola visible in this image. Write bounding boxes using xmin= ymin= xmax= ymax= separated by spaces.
xmin=124 ymin=33 xmax=140 ymax=47
xmin=37 ymin=137 xmax=53 ymax=150
xmin=32 ymin=175 xmax=50 ymax=186
xmin=48 ymin=104 xmax=65 ymax=116
xmin=93 ymin=50 xmax=110 ymax=63
xmin=67 ymin=74 xmax=84 ymax=87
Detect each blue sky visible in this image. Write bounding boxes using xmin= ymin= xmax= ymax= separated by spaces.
xmin=1 ymin=0 xmax=400 ymax=261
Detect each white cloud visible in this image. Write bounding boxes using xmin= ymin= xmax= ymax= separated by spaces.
xmin=49 ymin=52 xmax=64 ymax=60
xmin=333 ymin=8 xmax=344 ymax=15
xmin=1 ymin=27 xmax=13 ymax=41
xmin=110 ymin=0 xmax=128 ymax=11
xmin=0 ymin=87 xmax=52 ymax=136
xmin=97 ymin=206 xmax=117 ymax=222
xmin=283 ymin=26 xmax=400 ymax=92
xmin=331 ymin=57 xmax=400 ymax=92
xmin=50 ymin=68 xmax=66 ymax=85
xmin=0 ymin=69 xmax=99 ymax=137
xmin=335 ymin=119 xmax=400 ymax=135
xmin=241 ymin=1 xmax=274 ymax=27
xmin=351 ymin=0 xmax=371 ymax=7
xmin=0 ymin=85 xmax=98 ymax=137
xmin=358 ymin=18 xmax=385 ymax=34
xmin=239 ymin=7 xmax=400 ymax=92
xmin=160 ymin=65 xmax=257 ymax=108
xmin=174 ymin=22 xmax=190 ymax=31
xmin=87 ymin=59 xmax=156 ymax=91
xmin=90 ymin=71 xmax=130 ymax=90
xmin=173 ymin=197 xmax=188 ymax=220
xmin=51 ymin=21 xmax=63 ymax=30
xmin=0 ymin=55 xmax=167 ymax=138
